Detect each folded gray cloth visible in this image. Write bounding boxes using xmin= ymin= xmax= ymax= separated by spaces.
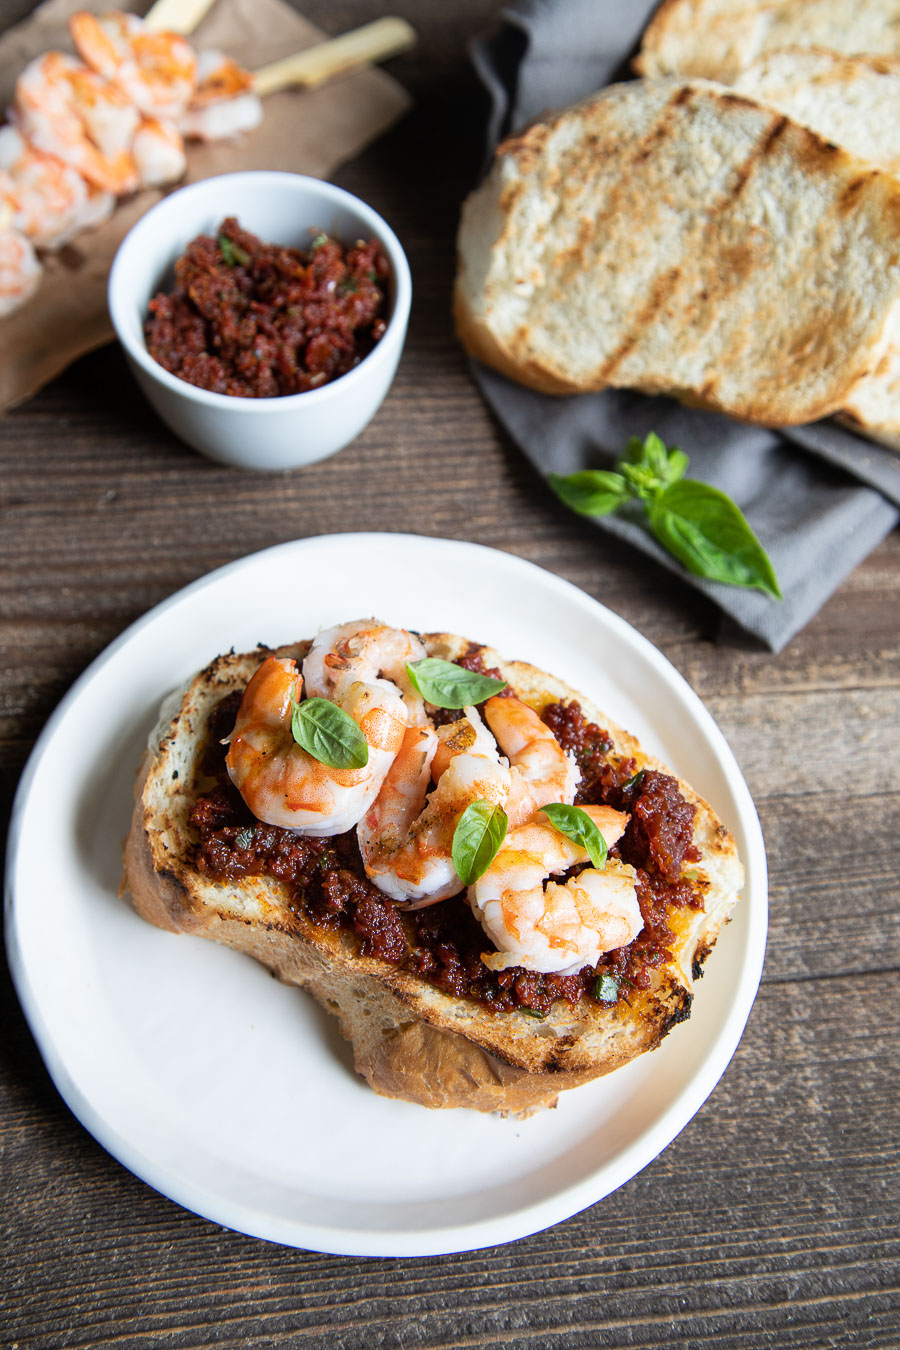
xmin=469 ymin=0 xmax=900 ymax=650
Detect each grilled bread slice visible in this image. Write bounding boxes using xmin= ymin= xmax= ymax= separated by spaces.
xmin=454 ymin=78 xmax=900 ymax=426
xmin=636 ymin=0 xmax=900 ymax=83
xmin=732 ymin=48 xmax=900 ymax=177
xmin=122 ymin=633 xmax=744 ymax=1115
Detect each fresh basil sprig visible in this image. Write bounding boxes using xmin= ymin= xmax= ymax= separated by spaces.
xmin=541 ymin=803 xmax=609 ymax=871
xmin=549 ymin=432 xmax=782 ymax=599
xmin=452 ymin=799 xmax=508 ymax=885
xmin=290 ymin=695 xmax=368 ymax=770
xmin=406 ymin=657 xmax=506 ymax=709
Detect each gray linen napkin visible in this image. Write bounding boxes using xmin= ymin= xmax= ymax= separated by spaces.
xmin=469 ymin=0 xmax=900 ymax=650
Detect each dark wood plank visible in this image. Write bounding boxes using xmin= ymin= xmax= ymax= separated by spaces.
xmin=1 ymin=0 xmax=898 ymax=1346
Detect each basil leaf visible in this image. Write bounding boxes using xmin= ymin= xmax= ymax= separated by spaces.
xmin=640 ymin=430 xmax=670 ymax=478
xmin=234 ymin=827 xmax=254 ymax=850
xmin=548 ymin=470 xmax=630 ymax=517
xmin=592 ymin=973 xmax=620 ymax=1003
xmin=290 ymin=695 xmax=368 ymax=769
xmin=657 ymin=446 xmax=689 ymax=490
xmin=624 ymin=432 xmax=685 ymax=488
xmin=624 ymin=434 xmax=648 ymax=465
xmin=540 ymin=803 xmax=609 ymax=871
xmin=452 ymin=799 xmax=508 ymax=885
xmin=406 ymin=658 xmax=506 ymax=709
xmin=649 ymin=480 xmax=782 ymax=599
xmin=218 ymin=234 xmax=250 ymax=268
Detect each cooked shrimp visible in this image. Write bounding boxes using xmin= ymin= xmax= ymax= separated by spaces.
xmin=469 ymin=805 xmax=642 ymax=975
xmin=303 ymin=619 xmax=428 ymax=725
xmin=225 ymin=654 xmax=408 ymax=836
xmin=14 ymin=52 xmax=138 ymax=194
xmin=70 ymin=10 xmax=197 ymax=121
xmin=483 ymin=695 xmax=580 ymax=826
xmin=0 ymin=125 xmax=111 ymax=249
xmin=358 ymin=707 xmax=512 ymax=906
xmin=132 ymin=117 xmax=186 ymax=187
xmin=179 ymin=49 xmax=262 ymax=142
xmin=0 ymin=210 xmax=42 ymax=317
xmin=61 ymin=61 xmax=139 ymax=159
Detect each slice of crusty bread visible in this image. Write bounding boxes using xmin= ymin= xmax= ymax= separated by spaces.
xmin=732 ymin=48 xmax=900 ymax=177
xmin=636 ymin=0 xmax=900 ymax=82
xmin=837 ymin=337 xmax=900 ymax=451
xmin=122 ymin=633 xmax=744 ymax=1115
xmin=454 ymin=78 xmax=900 ymax=425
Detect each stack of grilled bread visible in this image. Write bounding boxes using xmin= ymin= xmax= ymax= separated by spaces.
xmin=455 ymin=0 xmax=900 ymax=450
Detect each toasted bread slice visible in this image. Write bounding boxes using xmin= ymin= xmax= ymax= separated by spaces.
xmin=454 ymin=79 xmax=900 ymax=425
xmin=732 ymin=48 xmax=900 ymax=177
xmin=837 ymin=335 xmax=900 ymax=451
xmin=636 ymin=0 xmax=900 ymax=82
xmin=122 ymin=633 xmax=744 ymax=1115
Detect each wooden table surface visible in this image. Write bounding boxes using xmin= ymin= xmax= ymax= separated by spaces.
xmin=2 ymin=2 xmax=898 ymax=1346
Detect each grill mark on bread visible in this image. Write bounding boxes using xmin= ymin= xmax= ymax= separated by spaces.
xmin=600 ymin=266 xmax=683 ymax=379
xmin=840 ymin=173 xmax=876 ymax=214
xmin=727 ymin=113 xmax=789 ymax=201
xmin=600 ymin=108 xmax=787 ymax=383
xmin=514 ymin=84 xmax=709 ymax=384
xmin=632 ymin=83 xmax=695 ymax=161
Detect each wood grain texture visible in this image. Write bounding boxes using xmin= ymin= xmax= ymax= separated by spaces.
xmin=1 ymin=1 xmax=898 ymax=1347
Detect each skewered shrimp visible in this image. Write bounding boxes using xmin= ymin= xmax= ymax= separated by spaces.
xmin=12 ymin=56 xmax=135 ymax=195
xmin=179 ymin=49 xmax=262 ymax=142
xmin=0 ymin=125 xmax=112 ymax=249
xmin=132 ymin=117 xmax=186 ymax=187
xmin=0 ymin=206 xmax=42 ymax=317
xmin=14 ymin=53 xmax=139 ymax=194
xmin=303 ymin=619 xmax=428 ymax=725
xmin=358 ymin=707 xmax=512 ymax=906
xmin=225 ymin=654 xmax=408 ymax=836
xmin=69 ymin=10 xmax=197 ymax=121
xmin=483 ymin=695 xmax=580 ymax=826
xmin=469 ymin=805 xmax=642 ymax=975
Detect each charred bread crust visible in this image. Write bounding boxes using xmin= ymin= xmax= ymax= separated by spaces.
xmin=122 ymin=633 xmax=744 ymax=1114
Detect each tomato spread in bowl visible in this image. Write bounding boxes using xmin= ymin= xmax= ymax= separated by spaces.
xmin=144 ymin=216 xmax=390 ymax=398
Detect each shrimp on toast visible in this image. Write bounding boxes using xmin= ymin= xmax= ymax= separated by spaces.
xmin=225 ymin=653 xmax=408 ymax=836
xmin=303 ymin=619 xmax=428 ymax=725
xmin=469 ymin=805 xmax=642 ymax=975
xmin=483 ymin=693 xmax=579 ymax=826
xmin=123 ymin=630 xmax=745 ymax=1115
xmin=358 ymin=707 xmax=512 ymax=906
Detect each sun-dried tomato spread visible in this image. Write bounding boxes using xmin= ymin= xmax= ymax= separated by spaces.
xmin=144 ymin=216 xmax=390 ymax=397
xmin=190 ymin=667 xmax=704 ymax=1018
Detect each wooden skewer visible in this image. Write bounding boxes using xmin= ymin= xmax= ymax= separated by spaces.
xmin=252 ymin=17 xmax=416 ymax=97
xmin=144 ymin=0 xmax=219 ymax=35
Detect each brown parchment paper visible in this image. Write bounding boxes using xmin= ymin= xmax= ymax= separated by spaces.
xmin=0 ymin=0 xmax=412 ymax=411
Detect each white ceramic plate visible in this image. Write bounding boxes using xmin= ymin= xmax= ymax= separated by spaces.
xmin=6 ymin=533 xmax=767 ymax=1257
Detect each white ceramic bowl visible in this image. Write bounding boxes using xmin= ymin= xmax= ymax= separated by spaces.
xmin=108 ymin=171 xmax=411 ymax=471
